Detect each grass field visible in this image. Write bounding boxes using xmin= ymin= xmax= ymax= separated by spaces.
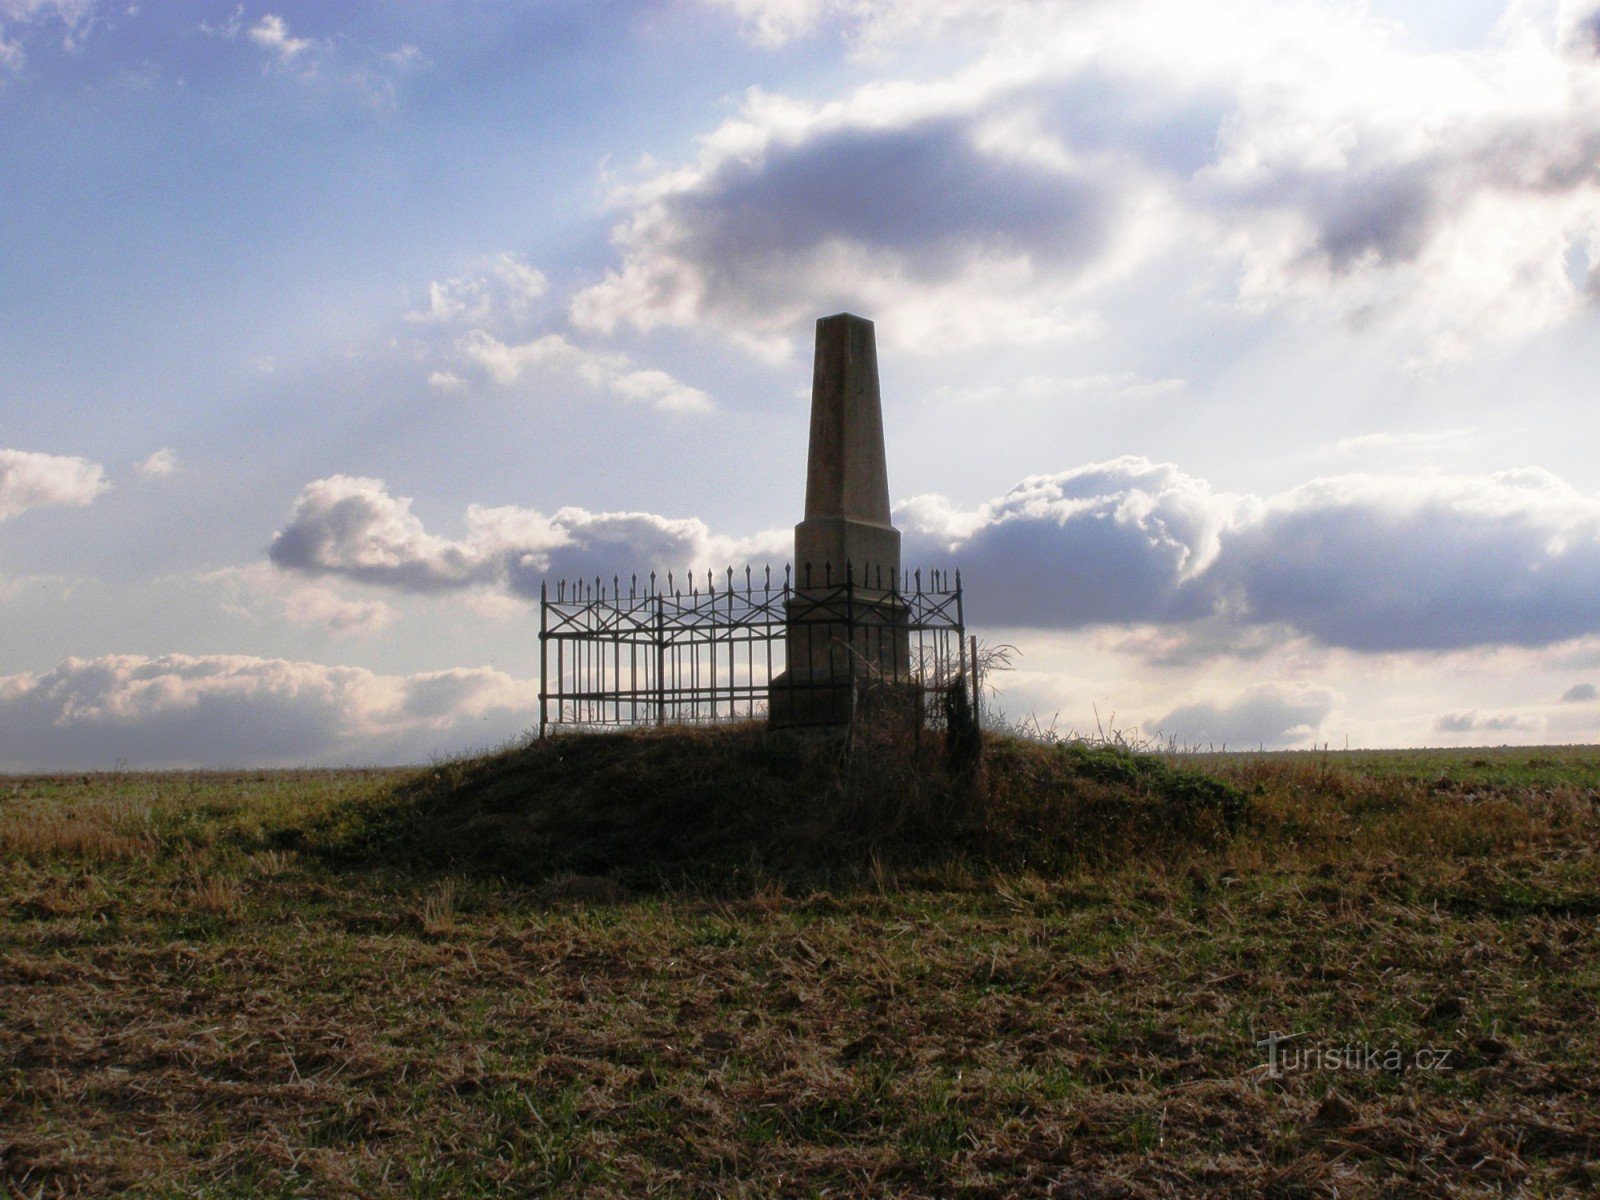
xmin=3 ymin=732 xmax=1598 ymax=1198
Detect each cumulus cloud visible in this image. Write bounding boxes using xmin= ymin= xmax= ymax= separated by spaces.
xmin=614 ymin=0 xmax=1600 ymax=363
xmin=900 ymin=457 xmax=1236 ymax=626
xmin=570 ymin=82 xmax=1162 ymax=354
xmin=1559 ymin=681 xmax=1598 ymax=702
xmin=1220 ymin=468 xmax=1600 ymax=651
xmin=267 ymin=475 xmax=787 ymax=598
xmin=453 ymin=330 xmax=713 ymax=414
xmin=407 ymin=252 xmax=549 ymax=325
xmin=906 ymin=458 xmax=1600 ymax=653
xmin=268 ymin=476 xmax=509 ymax=593
xmin=0 ymin=449 xmax=108 ymax=521
xmin=136 ymin=447 xmax=177 ymax=478
xmin=269 ymin=457 xmax=1600 ymax=656
xmin=0 ymin=653 xmax=531 ymax=770
xmin=1155 ymin=682 xmax=1338 ymax=749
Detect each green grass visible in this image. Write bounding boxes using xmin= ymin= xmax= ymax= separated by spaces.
xmin=2 ymin=732 xmax=1598 ymax=1197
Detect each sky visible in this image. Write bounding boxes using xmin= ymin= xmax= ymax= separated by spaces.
xmin=2 ymin=0 xmax=1599 ymax=769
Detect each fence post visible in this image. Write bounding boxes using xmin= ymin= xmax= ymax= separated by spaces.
xmin=969 ymin=633 xmax=982 ymax=740
xmin=845 ymin=560 xmax=857 ymax=730
xmin=654 ymin=589 xmax=666 ymax=727
xmin=538 ymin=579 xmax=549 ymax=739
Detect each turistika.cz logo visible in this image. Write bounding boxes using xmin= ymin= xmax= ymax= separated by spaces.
xmin=1255 ymin=1032 xmax=1453 ymax=1078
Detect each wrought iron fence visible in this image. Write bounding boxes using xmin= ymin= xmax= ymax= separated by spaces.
xmin=538 ymin=563 xmax=967 ymax=733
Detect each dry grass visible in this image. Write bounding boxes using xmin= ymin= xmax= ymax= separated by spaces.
xmin=1 ymin=741 xmax=1597 ymax=1197
xmin=0 ymin=816 xmax=152 ymax=863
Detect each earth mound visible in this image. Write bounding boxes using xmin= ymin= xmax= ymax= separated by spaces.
xmin=330 ymin=723 xmax=1248 ymax=890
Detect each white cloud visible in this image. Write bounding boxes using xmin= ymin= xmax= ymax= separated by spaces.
xmin=457 ymin=330 xmax=569 ymax=385
xmin=202 ymin=8 xmax=422 ymax=108
xmin=1327 ymin=429 xmax=1482 ymax=458
xmin=0 ymin=653 xmax=531 ymax=770
xmin=203 ymin=564 xmax=395 ymax=637
xmin=268 ymin=475 xmax=508 ymax=593
xmin=267 ymin=475 xmax=787 ymax=597
xmin=414 ymin=279 xmax=487 ymax=326
xmin=490 ymin=253 xmax=549 ymax=315
xmin=454 ymin=329 xmax=713 ymax=414
xmin=975 ymin=624 xmax=1600 ymax=750
xmin=901 ymin=457 xmax=1239 ymax=625
xmin=568 ymin=76 xmax=1166 ymax=355
xmin=265 ymin=460 xmax=1600 ymax=652
xmin=0 ymin=449 xmax=109 ymax=521
xmin=384 ymin=44 xmax=424 ymax=69
xmin=136 ymin=447 xmax=177 ymax=478
xmin=427 ymin=370 xmax=467 ymax=393
xmin=0 ymin=0 xmax=98 ymax=70
xmin=912 ymin=460 xmax=1600 ymax=651
xmin=248 ymin=13 xmax=313 ymax=61
xmin=622 ymin=0 xmax=1600 ymax=364
xmin=1220 ymin=467 xmax=1600 ymax=650
xmin=269 ymin=458 xmax=1600 ymax=656
xmin=407 ymin=252 xmax=548 ymax=325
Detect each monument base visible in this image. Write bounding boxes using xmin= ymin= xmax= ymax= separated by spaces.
xmin=767 ymin=586 xmax=912 ymax=728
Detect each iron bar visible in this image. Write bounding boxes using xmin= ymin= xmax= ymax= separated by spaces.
xmin=538 ymin=564 xmax=966 ymax=731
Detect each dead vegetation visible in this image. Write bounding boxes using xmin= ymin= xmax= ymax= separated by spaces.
xmin=1 ymin=739 xmax=1597 ymax=1197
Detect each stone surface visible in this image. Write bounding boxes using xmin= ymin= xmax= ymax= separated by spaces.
xmin=770 ymin=313 xmax=909 ymax=727
xmin=793 ymin=313 xmax=901 ymax=585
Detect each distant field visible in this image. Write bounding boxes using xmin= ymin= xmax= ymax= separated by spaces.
xmin=3 ymin=735 xmax=1598 ymax=1198
xmin=1192 ymin=743 xmax=1600 ymax=788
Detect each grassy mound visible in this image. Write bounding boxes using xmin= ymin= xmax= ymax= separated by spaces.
xmin=328 ymin=722 xmax=1248 ymax=888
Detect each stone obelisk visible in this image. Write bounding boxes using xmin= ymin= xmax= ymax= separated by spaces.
xmin=769 ymin=313 xmax=909 ymax=726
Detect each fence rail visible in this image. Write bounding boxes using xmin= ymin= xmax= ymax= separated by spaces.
xmin=538 ymin=563 xmax=966 ymax=733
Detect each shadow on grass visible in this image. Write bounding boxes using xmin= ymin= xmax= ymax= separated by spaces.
xmin=309 ymin=722 xmax=1250 ymax=895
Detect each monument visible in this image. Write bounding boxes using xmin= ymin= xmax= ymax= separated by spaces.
xmin=768 ymin=313 xmax=911 ymax=726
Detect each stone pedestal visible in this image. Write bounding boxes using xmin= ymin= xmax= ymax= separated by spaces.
xmin=770 ymin=313 xmax=909 ymax=727
xmin=769 ymin=581 xmax=912 ymax=726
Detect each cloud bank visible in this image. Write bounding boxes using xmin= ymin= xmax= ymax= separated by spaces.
xmin=908 ymin=458 xmax=1600 ymax=653
xmin=270 ymin=459 xmax=1600 ymax=656
xmin=0 ymin=654 xmax=531 ymax=771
